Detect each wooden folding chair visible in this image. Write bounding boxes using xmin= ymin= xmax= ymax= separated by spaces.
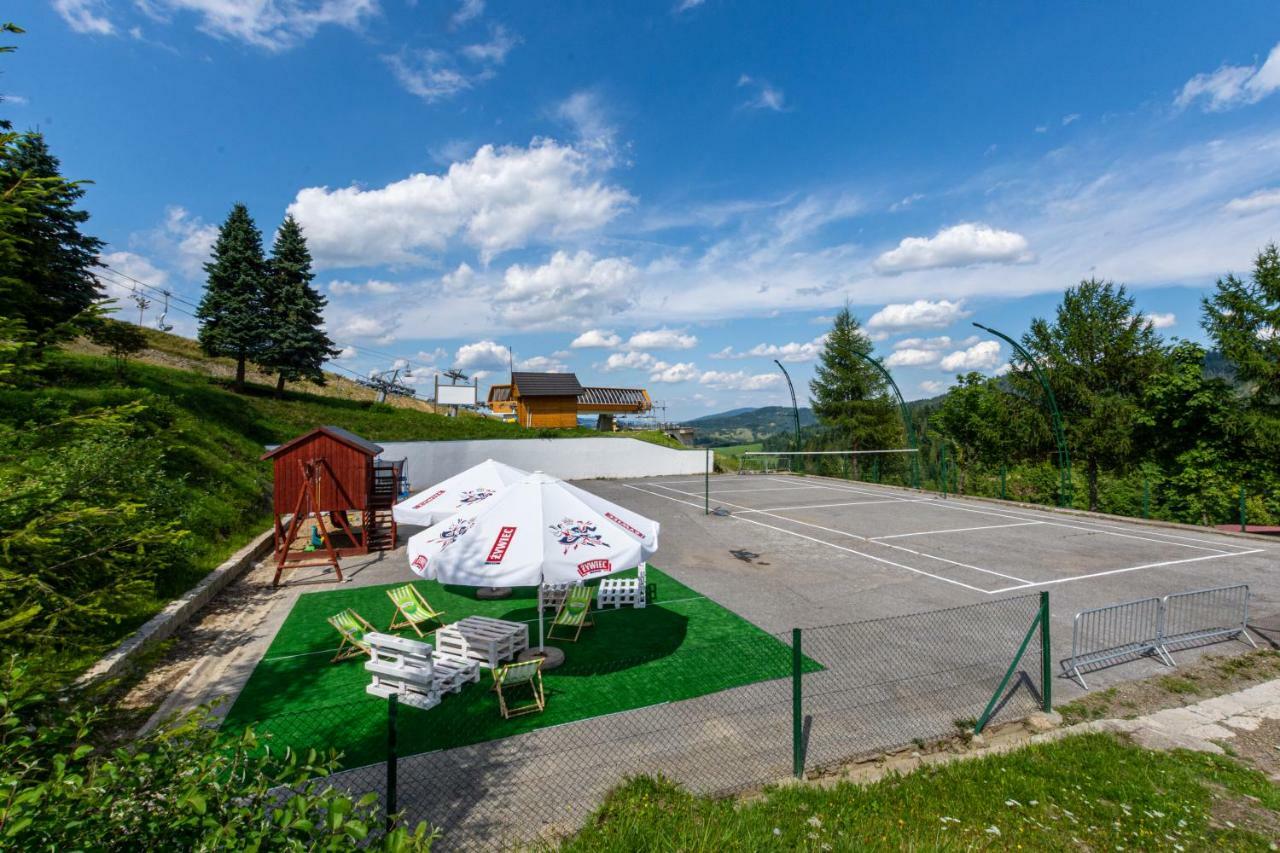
xmin=386 ymin=584 xmax=446 ymax=636
xmin=547 ymin=584 xmax=594 ymax=642
xmin=328 ymin=609 xmax=376 ymax=662
xmin=492 ymin=658 xmax=545 ymax=719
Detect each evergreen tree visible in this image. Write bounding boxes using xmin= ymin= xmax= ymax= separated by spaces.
xmin=197 ymin=203 xmax=268 ymax=390
xmin=1202 ymin=243 xmax=1280 ymax=408
xmin=808 ymin=305 xmax=900 ymax=473
xmin=258 ymin=216 xmax=336 ymax=395
xmin=1020 ymin=279 xmax=1166 ymax=511
xmin=0 ymin=132 xmax=103 ymax=345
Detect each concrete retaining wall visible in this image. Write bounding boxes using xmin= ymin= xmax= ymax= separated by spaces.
xmin=377 ymin=437 xmax=708 ymax=491
xmin=74 ymin=528 xmax=276 ymax=689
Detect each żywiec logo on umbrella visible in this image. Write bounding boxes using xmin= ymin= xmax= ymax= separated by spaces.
xmin=413 ymin=489 xmax=446 ymax=509
xmin=550 ymin=518 xmax=607 ymax=554
xmin=430 ymin=517 xmax=475 ymax=550
xmin=458 ymin=488 xmax=495 ymax=505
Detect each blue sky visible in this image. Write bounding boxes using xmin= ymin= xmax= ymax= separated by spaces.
xmin=13 ymin=1 xmax=1280 ymax=417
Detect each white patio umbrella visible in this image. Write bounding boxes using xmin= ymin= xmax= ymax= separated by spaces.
xmin=406 ymin=471 xmax=660 ymax=655
xmin=392 ymin=458 xmax=530 ymax=527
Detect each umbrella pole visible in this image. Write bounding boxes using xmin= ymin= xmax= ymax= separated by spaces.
xmin=538 ymin=585 xmax=546 ymax=652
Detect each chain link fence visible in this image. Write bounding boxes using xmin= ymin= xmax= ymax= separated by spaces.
xmin=239 ymin=594 xmax=1048 ymax=850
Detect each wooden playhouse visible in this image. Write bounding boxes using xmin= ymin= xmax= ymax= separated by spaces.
xmin=261 ymin=426 xmax=403 ymax=585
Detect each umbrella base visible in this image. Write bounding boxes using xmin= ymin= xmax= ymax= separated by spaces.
xmin=476 ymin=586 xmax=513 ymax=599
xmin=517 ymin=646 xmax=565 ymax=670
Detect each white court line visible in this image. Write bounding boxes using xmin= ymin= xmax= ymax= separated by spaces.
xmin=643 ymin=482 xmax=1029 ymax=584
xmin=707 ymin=485 xmax=827 ymax=494
xmin=735 ymin=498 xmax=936 ymax=514
xmin=986 ymin=550 xmax=1267 ymax=594
xmin=871 ymin=521 xmax=1045 ymax=541
xmin=623 ymin=483 xmax=998 ymax=594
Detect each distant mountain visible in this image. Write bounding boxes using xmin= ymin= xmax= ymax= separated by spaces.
xmin=681 ymin=405 xmax=817 ymax=446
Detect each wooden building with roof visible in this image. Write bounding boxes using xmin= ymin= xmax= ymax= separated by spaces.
xmin=486 ymin=372 xmax=652 ymax=429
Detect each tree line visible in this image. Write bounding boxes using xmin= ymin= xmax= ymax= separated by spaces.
xmin=794 ymin=251 xmax=1280 ymax=527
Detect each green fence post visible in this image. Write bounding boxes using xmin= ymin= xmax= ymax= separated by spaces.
xmin=1000 ymin=463 xmax=1007 ymax=501
xmin=1240 ymin=485 xmax=1247 ymax=532
xmin=940 ymin=445 xmax=948 ymax=498
xmin=1142 ymin=476 xmax=1150 ymax=520
xmin=1039 ymin=591 xmax=1051 ymax=713
xmin=792 ymin=628 xmax=803 ymax=778
xmin=386 ymin=693 xmax=398 ymax=833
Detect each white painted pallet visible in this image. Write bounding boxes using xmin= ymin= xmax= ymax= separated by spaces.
xmin=434 ymin=616 xmax=529 ymax=669
xmin=364 ymin=632 xmax=480 ymax=709
xmin=597 ymin=566 xmax=647 ymax=609
xmin=540 ymin=581 xmax=581 ymax=613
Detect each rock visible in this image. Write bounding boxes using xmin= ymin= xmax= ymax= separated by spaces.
xmin=1025 ymin=711 xmax=1062 ymax=733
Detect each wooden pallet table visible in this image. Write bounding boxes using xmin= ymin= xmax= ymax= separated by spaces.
xmin=433 ymin=616 xmax=529 ymax=669
xmin=364 ymin=632 xmax=480 ymax=710
xmin=597 ymin=566 xmax=647 ymax=609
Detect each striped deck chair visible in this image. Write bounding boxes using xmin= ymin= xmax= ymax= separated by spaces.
xmin=328 ymin=609 xmax=376 ymax=662
xmin=493 ymin=658 xmax=545 ymax=719
xmin=547 ymin=584 xmax=594 ymax=642
xmin=386 ymin=584 xmax=445 ymax=636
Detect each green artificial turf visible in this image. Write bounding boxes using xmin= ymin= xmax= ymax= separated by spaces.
xmin=222 ymin=567 xmax=807 ymax=768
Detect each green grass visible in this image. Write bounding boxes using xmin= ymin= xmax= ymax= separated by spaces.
xmin=223 ymin=567 xmax=810 ymax=768
xmin=559 ymin=733 xmax=1280 ymax=851
xmin=713 ymin=443 xmax=763 ymax=457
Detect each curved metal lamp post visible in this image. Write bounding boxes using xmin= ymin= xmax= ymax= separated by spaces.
xmin=851 ymin=351 xmax=920 ymax=489
xmin=972 ymin=322 xmax=1072 ymax=507
xmin=774 ymin=359 xmax=802 ymax=451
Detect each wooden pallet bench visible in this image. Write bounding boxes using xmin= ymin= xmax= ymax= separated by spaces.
xmin=597 ymin=565 xmax=647 ymax=609
xmin=434 ymin=616 xmax=529 ymax=669
xmin=364 ymin=632 xmax=480 ymax=710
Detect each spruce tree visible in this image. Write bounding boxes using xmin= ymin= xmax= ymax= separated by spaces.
xmin=0 ymin=132 xmax=104 ymax=345
xmin=1202 ymin=243 xmax=1280 ymax=408
xmin=197 ymin=203 xmax=268 ymax=390
xmin=808 ymin=305 xmax=900 ymax=473
xmin=259 ymin=216 xmax=336 ymax=395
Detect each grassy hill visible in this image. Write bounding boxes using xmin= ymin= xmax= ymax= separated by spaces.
xmin=683 ymin=405 xmax=817 ymax=446
xmin=4 ymin=339 xmax=677 ymax=684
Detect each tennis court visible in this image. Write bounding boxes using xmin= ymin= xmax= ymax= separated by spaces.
xmin=619 ymin=472 xmax=1267 ymax=596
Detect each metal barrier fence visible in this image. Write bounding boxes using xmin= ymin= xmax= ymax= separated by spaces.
xmin=1063 ymin=584 xmax=1254 ymax=688
xmin=240 ymin=594 xmax=1049 ymax=851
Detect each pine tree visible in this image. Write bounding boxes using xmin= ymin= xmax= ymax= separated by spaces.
xmin=807 ymin=305 xmax=900 ymax=473
xmin=258 ymin=216 xmax=336 ymax=396
xmin=0 ymin=132 xmax=104 ymax=345
xmin=1202 ymin=243 xmax=1280 ymax=408
xmin=197 ymin=203 xmax=268 ymax=390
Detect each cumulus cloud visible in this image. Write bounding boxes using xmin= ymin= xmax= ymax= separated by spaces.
xmin=1148 ymin=312 xmax=1177 ymax=329
xmin=866 ymin=299 xmax=970 ymax=332
xmin=737 ymin=74 xmax=786 ymax=111
xmin=626 ymin=328 xmax=698 ymax=350
xmin=287 ymin=139 xmax=633 ymax=267
xmin=451 ymin=0 xmax=483 ymax=26
xmin=648 ymin=361 xmax=700 ymax=383
xmin=127 ymin=0 xmax=378 ymax=51
xmin=699 ymin=370 xmax=782 ymax=391
xmin=571 ymin=329 xmax=622 ymax=349
xmin=602 ymin=351 xmax=656 ymax=372
xmin=136 ymin=206 xmax=218 ymax=279
xmin=455 ymin=339 xmax=511 ymax=370
xmin=555 ymin=90 xmax=620 ymax=164
xmin=884 ymin=348 xmax=940 ymax=368
xmin=919 ymin=380 xmax=946 ymax=395
xmin=713 ymin=335 xmax=827 ymax=362
xmin=1224 ymin=187 xmax=1280 ymax=214
xmin=328 ymin=279 xmax=400 ymax=296
xmin=460 ymin=25 xmax=518 ymax=64
xmin=496 ymin=250 xmax=636 ymax=326
xmin=892 ymin=334 xmax=978 ymax=351
xmin=874 ymin=223 xmax=1033 ymax=273
xmin=1176 ymin=42 xmax=1280 ymax=111
xmin=332 ymin=312 xmax=399 ymax=343
xmin=53 ymin=0 xmax=115 ymax=35
xmin=939 ymin=340 xmax=1002 ymax=372
xmin=517 ymin=354 xmax=568 ymax=372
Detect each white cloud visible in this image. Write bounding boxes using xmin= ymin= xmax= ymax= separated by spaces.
xmin=890 ymin=193 xmax=924 ymax=212
xmin=1224 ymin=187 xmax=1280 ymax=214
xmin=555 ymin=90 xmax=620 ymax=164
xmin=674 ymin=0 xmax=704 ymax=11
xmin=699 ymin=370 xmax=781 ymax=391
xmin=3 ymin=94 xmax=27 ymax=106
xmin=332 ymin=312 xmax=399 ymax=343
xmin=383 ymin=49 xmax=487 ymax=103
xmin=1176 ymin=42 xmax=1280 ymax=111
xmin=332 ymin=345 xmax=358 ymax=361
xmin=455 ymin=339 xmax=511 ymax=370
xmin=994 ymin=362 xmax=1012 ymax=377
xmin=328 ymin=279 xmax=400 ymax=296
xmin=441 ymin=262 xmax=475 ymax=290
xmin=517 ymin=354 xmax=568 ymax=372
xmin=602 ymin=351 xmax=656 ymax=372
xmin=571 ymin=329 xmax=622 ymax=349
xmin=451 ymin=0 xmax=483 ymax=26
xmin=1148 ymin=312 xmax=1177 ymax=329
xmin=287 ymin=139 xmax=633 ymax=267
xmin=884 ymin=348 xmax=940 ymax=368
xmin=496 ymin=250 xmax=636 ymax=326
xmin=867 ymin=299 xmax=970 ymax=332
xmin=737 ymin=74 xmax=786 ymax=112
xmin=1034 ymin=125 xmax=1048 ymax=134
xmin=460 ymin=25 xmax=518 ymax=64
xmin=919 ymin=380 xmax=946 ymax=395
xmin=648 ymin=361 xmax=700 ymax=383
xmin=939 ymin=340 xmax=1002 ymax=372
xmin=874 ymin=223 xmax=1033 ymax=273
xmin=892 ymin=334 xmax=978 ymax=351
xmin=53 ymin=0 xmax=115 ymax=35
xmin=135 ymin=0 xmax=378 ymax=51
xmin=1062 ymin=113 xmax=1081 ymax=126
xmin=626 ymin=328 xmax=698 ymax=350
xmin=713 ymin=335 xmax=826 ymax=362
xmin=95 ymin=251 xmax=171 ymax=313
xmin=138 ymin=206 xmax=218 ymax=279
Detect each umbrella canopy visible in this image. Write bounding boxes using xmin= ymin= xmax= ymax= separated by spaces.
xmin=406 ymin=471 xmax=659 ymax=587
xmin=392 ymin=458 xmax=530 ymax=527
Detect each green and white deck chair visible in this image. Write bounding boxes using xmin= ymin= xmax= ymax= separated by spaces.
xmin=386 ymin=584 xmax=445 ymax=636
xmin=493 ymin=658 xmax=545 ymax=719
xmin=328 ymin=609 xmax=376 ymax=662
xmin=547 ymin=583 xmax=594 ymax=642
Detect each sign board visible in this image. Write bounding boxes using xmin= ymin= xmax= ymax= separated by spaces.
xmin=436 ymin=383 xmax=478 ymax=406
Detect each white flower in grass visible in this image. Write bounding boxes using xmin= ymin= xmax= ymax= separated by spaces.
xmin=939 ymin=817 xmax=960 ymax=824
xmin=773 ymin=828 xmax=781 ymax=836
xmin=985 ymin=826 xmax=1001 ymax=836
xmin=807 ymin=816 xmax=822 ymax=828
xmin=1005 ymin=799 xmax=1021 ymax=807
